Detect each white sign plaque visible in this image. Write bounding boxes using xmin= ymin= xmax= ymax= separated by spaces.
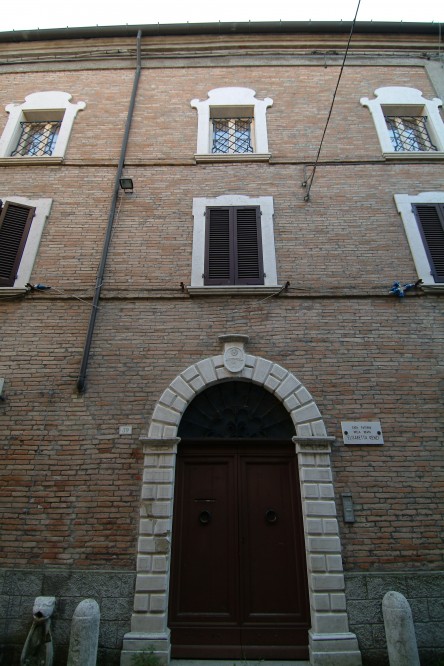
xmin=341 ymin=421 xmax=383 ymax=445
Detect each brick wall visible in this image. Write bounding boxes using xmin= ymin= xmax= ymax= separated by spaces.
xmin=1 ymin=297 xmax=442 ymax=571
xmin=0 ymin=32 xmax=443 ymax=664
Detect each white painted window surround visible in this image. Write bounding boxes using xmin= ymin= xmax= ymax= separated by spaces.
xmin=394 ymin=191 xmax=444 ymax=289
xmin=0 ymin=91 xmax=86 ymax=160
xmin=190 ymin=195 xmax=279 ymax=293
xmin=191 ymin=87 xmax=273 ymax=160
xmin=360 ymin=87 xmax=444 ymax=159
xmin=0 ymin=196 xmax=52 ymax=291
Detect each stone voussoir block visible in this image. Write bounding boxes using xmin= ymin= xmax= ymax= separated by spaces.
xmin=274 ymin=373 xmax=300 ymax=399
xmin=181 ymin=365 xmax=199 ymax=383
xmin=311 ymin=420 xmax=328 ymax=436
xmin=170 ymin=376 xmax=195 ymax=401
xmin=151 ymin=405 xmax=180 ymax=426
xmin=269 ymin=363 xmax=288 ymax=380
xmin=296 ymin=423 xmax=313 ymax=437
xmin=252 ymin=357 xmax=273 ymax=383
xmin=291 ymin=402 xmax=321 ymax=423
xmin=196 ymin=358 xmax=218 ymax=384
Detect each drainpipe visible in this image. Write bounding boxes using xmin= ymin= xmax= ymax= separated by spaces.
xmin=77 ymin=30 xmax=142 ymax=393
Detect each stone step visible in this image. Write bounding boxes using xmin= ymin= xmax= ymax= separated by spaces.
xmin=171 ymin=661 xmax=310 ymax=666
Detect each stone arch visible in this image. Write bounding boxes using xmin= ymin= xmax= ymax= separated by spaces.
xmin=121 ymin=351 xmax=362 ymax=666
xmin=148 ymin=353 xmax=327 ymax=440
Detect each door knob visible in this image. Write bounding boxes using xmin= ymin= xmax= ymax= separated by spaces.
xmin=265 ymin=509 xmax=278 ymax=524
xmin=199 ymin=510 xmax=212 ymax=525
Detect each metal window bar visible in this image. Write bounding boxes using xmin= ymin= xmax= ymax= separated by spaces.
xmin=385 ymin=116 xmax=437 ymax=152
xmin=212 ymin=117 xmax=253 ymax=154
xmin=11 ymin=120 xmax=62 ymax=156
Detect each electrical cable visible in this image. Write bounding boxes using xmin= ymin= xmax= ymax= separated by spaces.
xmin=303 ymin=0 xmax=362 ymax=201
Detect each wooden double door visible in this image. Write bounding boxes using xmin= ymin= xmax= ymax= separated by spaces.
xmin=168 ymin=441 xmax=310 ymax=659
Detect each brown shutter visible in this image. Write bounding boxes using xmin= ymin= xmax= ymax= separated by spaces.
xmin=234 ymin=206 xmax=263 ymax=284
xmin=0 ymin=201 xmax=35 ymax=286
xmin=413 ymin=204 xmax=444 ymax=283
xmin=204 ymin=207 xmax=232 ymax=285
xmin=204 ymin=206 xmax=264 ymax=286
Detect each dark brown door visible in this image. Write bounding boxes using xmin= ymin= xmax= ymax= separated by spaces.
xmin=168 ymin=441 xmax=310 ymax=659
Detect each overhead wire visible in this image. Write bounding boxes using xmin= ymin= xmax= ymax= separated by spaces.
xmin=303 ymin=0 xmax=362 ymax=201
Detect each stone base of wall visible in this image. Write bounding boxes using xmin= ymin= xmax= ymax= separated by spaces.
xmin=0 ymin=568 xmax=136 ymax=666
xmin=345 ymin=571 xmax=444 ymax=666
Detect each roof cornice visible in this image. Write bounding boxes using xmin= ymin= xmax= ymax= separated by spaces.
xmin=0 ymin=20 xmax=442 ymax=44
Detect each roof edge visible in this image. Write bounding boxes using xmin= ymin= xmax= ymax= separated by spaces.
xmin=0 ymin=20 xmax=442 ymax=44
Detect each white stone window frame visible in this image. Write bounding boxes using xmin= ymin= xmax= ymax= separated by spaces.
xmin=189 ymin=194 xmax=280 ymax=295
xmin=191 ymin=87 xmax=273 ymax=162
xmin=0 ymin=91 xmax=86 ymax=163
xmin=0 ymin=195 xmax=52 ymax=292
xmin=360 ymin=87 xmax=444 ymax=159
xmin=394 ymin=191 xmax=444 ymax=291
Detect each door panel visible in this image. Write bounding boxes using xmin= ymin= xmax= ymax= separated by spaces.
xmin=169 ymin=441 xmax=310 ymax=659
xmin=241 ymin=457 xmax=308 ymax=620
xmin=172 ymin=457 xmax=238 ymax=620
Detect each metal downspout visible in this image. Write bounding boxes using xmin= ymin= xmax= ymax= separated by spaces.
xmin=76 ymin=30 xmax=142 ymax=393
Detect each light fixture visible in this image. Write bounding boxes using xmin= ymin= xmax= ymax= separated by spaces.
xmin=119 ymin=177 xmax=134 ymax=193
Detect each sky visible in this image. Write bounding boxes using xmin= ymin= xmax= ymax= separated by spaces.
xmin=1 ymin=0 xmax=443 ymax=33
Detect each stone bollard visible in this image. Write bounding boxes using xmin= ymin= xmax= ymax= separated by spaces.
xmin=382 ymin=591 xmax=420 ymax=666
xmin=67 ymin=598 xmax=100 ymax=666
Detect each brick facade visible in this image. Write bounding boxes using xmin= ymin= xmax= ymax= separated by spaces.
xmin=0 ymin=22 xmax=443 ymax=666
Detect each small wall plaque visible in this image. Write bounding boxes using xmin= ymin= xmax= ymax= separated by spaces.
xmin=119 ymin=425 xmax=132 ymax=435
xmin=341 ymin=421 xmax=383 ymax=445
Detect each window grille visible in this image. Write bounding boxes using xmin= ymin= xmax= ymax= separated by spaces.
xmin=385 ymin=116 xmax=437 ymax=152
xmin=11 ymin=120 xmax=62 ymax=156
xmin=212 ymin=117 xmax=253 ymax=154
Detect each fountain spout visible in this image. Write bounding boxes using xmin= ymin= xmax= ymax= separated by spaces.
xmin=20 ymin=596 xmax=55 ymax=666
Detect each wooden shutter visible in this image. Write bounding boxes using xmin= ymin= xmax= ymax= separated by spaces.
xmin=205 ymin=207 xmax=232 ymax=284
xmin=413 ymin=204 xmax=444 ymax=283
xmin=204 ymin=206 xmax=263 ymax=285
xmin=234 ymin=206 xmax=263 ymax=284
xmin=0 ymin=201 xmax=35 ymax=286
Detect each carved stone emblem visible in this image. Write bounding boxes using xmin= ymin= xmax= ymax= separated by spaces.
xmin=224 ymin=345 xmax=246 ymax=373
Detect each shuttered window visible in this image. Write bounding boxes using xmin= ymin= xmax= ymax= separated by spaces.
xmin=412 ymin=204 xmax=444 ymax=283
xmin=204 ymin=206 xmax=263 ymax=285
xmin=0 ymin=201 xmax=35 ymax=286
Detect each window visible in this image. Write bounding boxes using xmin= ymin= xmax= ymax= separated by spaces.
xmin=385 ymin=115 xmax=437 ymax=152
xmin=360 ymin=87 xmax=444 ymax=158
xmin=0 ymin=196 xmax=52 ymax=290
xmin=211 ymin=116 xmax=253 ymax=154
xmin=0 ymin=91 xmax=86 ymax=161
xmin=190 ymin=195 xmax=279 ymax=293
xmin=11 ymin=120 xmax=61 ymax=157
xmin=394 ymin=192 xmax=444 ymax=288
xmin=205 ymin=206 xmax=263 ymax=285
xmin=191 ymin=87 xmax=273 ymax=161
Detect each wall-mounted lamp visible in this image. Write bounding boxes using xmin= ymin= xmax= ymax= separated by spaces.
xmin=119 ymin=177 xmax=134 ymax=193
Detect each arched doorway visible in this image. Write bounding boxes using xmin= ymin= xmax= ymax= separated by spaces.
xmin=121 ymin=348 xmax=362 ymax=666
xmin=168 ymin=381 xmax=310 ymax=660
